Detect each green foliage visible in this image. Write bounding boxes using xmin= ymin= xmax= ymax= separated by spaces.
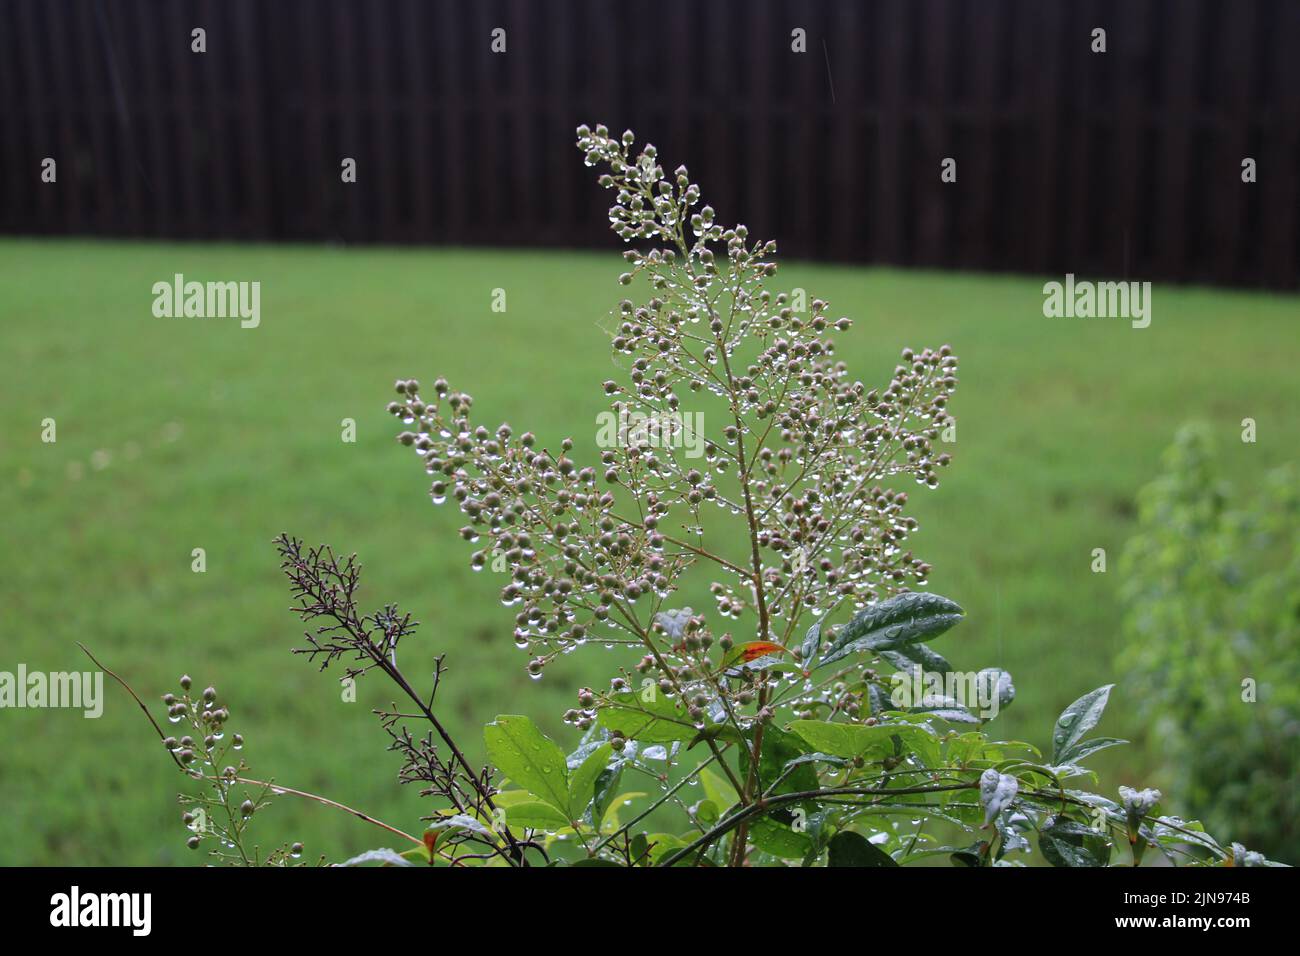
xmin=789 ymin=718 xmax=936 ymax=761
xmin=1118 ymin=425 xmax=1300 ymax=861
xmin=1050 ymin=684 xmax=1119 ymax=767
xmin=595 ymin=691 xmax=696 ymax=743
xmin=827 ymin=830 xmax=898 ymax=867
xmin=817 ymin=592 xmax=965 ymax=668
xmin=484 ymin=716 xmax=570 ymax=816
xmin=1038 ymin=820 xmax=1111 ymax=868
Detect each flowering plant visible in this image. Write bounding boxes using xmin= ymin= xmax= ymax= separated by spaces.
xmin=106 ymin=125 xmax=1272 ymax=867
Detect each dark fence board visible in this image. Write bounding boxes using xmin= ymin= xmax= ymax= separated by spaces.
xmin=1 ymin=0 xmax=1297 ymax=288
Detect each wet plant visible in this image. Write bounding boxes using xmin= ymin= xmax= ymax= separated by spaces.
xmin=104 ymin=125 xmax=1277 ymax=867
xmin=1118 ymin=426 xmax=1299 ymax=861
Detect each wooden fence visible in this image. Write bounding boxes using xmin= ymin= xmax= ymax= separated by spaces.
xmin=2 ymin=0 xmax=1297 ymax=287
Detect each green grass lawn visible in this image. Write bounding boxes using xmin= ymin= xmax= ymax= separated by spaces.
xmin=1 ymin=238 xmax=1295 ymax=865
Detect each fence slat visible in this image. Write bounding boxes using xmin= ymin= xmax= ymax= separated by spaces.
xmin=2 ymin=0 xmax=1295 ymax=289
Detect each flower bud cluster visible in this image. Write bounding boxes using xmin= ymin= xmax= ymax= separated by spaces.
xmin=387 ymin=126 xmax=960 ymax=707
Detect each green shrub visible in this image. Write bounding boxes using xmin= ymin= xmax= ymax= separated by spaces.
xmin=1119 ymin=426 xmax=1299 ymax=861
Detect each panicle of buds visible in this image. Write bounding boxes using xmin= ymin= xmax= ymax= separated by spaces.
xmin=159 ymin=674 xmax=305 ymax=865
xmin=387 ymin=125 xmax=958 ymax=726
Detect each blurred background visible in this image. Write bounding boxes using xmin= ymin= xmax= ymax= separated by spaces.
xmin=1 ymin=0 xmax=1296 ymax=865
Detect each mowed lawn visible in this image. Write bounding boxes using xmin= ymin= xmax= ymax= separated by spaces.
xmin=1 ymin=238 xmax=1295 ymax=865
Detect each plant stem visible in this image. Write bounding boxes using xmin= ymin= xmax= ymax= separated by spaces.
xmin=591 ymin=752 xmax=721 ymax=854
xmin=233 ymin=776 xmax=423 ymax=848
xmin=79 ymin=642 xmax=432 ymax=854
xmin=660 ymin=781 xmax=978 ymax=867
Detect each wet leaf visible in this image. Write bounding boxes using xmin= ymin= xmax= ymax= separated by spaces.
xmin=1039 ymin=819 xmax=1111 ymax=867
xmin=879 ymin=641 xmax=952 ymax=677
xmin=827 ymin=830 xmax=898 ymax=867
xmin=567 ymin=743 xmax=612 ymax=819
xmin=336 ymin=847 xmax=416 ymax=867
xmin=1050 ymin=685 xmax=1114 ymax=765
xmin=739 ymin=725 xmax=818 ymax=796
xmin=818 ymin=592 xmax=964 ymax=668
xmin=790 ymin=719 xmax=937 ymax=762
xmin=597 ymin=691 xmax=697 ymax=743
xmin=750 ymin=814 xmax=813 ymax=859
xmin=484 ymin=715 xmax=569 ymax=814
xmin=505 ymin=801 xmax=571 ymax=831
xmin=799 ymin=618 xmax=825 ymax=667
xmin=1052 ymin=735 xmax=1127 ymax=770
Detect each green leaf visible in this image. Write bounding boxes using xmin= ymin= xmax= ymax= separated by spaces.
xmin=591 ymin=761 xmax=625 ymax=825
xmin=645 ymin=832 xmax=689 ymax=865
xmin=790 ymin=719 xmax=937 ymax=762
xmin=337 ymin=847 xmax=417 ymax=867
xmin=783 ymin=752 xmax=848 ymax=770
xmin=949 ymin=841 xmax=990 ymax=867
xmin=488 ymin=788 xmax=543 ymax=807
xmin=400 ymin=843 xmax=432 ymax=865
xmin=946 ymin=732 xmax=996 ymax=766
xmin=686 ymin=723 xmax=746 ymax=750
xmin=818 ymin=592 xmax=965 ymax=668
xmin=865 ymin=684 xmax=892 ymax=717
xmin=1039 ymin=819 xmax=1111 ymax=867
xmin=879 ymin=641 xmax=952 ymax=676
xmin=426 ymin=813 xmax=495 ymax=837
xmin=750 ymin=815 xmax=813 ymax=859
xmin=698 ymin=766 xmax=738 ymax=812
xmin=1054 ymin=736 xmax=1128 ymax=768
xmin=596 ymin=690 xmax=697 ymax=743
xmin=629 ymin=833 xmax=649 ymax=864
xmin=693 ymin=799 xmax=720 ymax=826
xmin=790 ymin=720 xmax=894 ymax=758
xmin=905 ymin=696 xmax=981 ymax=724
xmin=827 ymin=830 xmax=899 ymax=867
xmin=484 ymin=715 xmax=570 ymax=815
xmin=1152 ymin=816 xmax=1222 ymax=855
xmin=1050 ymin=685 xmax=1114 ymax=765
xmin=600 ymin=791 xmax=647 ymax=830
xmin=500 ymin=801 xmax=568 ymax=831
xmin=739 ymin=725 xmax=817 ymax=797
xmin=567 ymin=743 xmax=612 ymax=820
xmin=799 ymin=618 xmax=825 ymax=667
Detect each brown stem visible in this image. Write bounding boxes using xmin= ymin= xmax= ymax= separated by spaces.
xmin=234 ymin=776 xmax=422 ymax=847
xmin=716 ymin=315 xmax=772 ymax=868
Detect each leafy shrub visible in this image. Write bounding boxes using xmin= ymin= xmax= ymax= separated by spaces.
xmin=1118 ymin=425 xmax=1299 ymax=861
xmin=103 ymin=126 xmax=1278 ymax=867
